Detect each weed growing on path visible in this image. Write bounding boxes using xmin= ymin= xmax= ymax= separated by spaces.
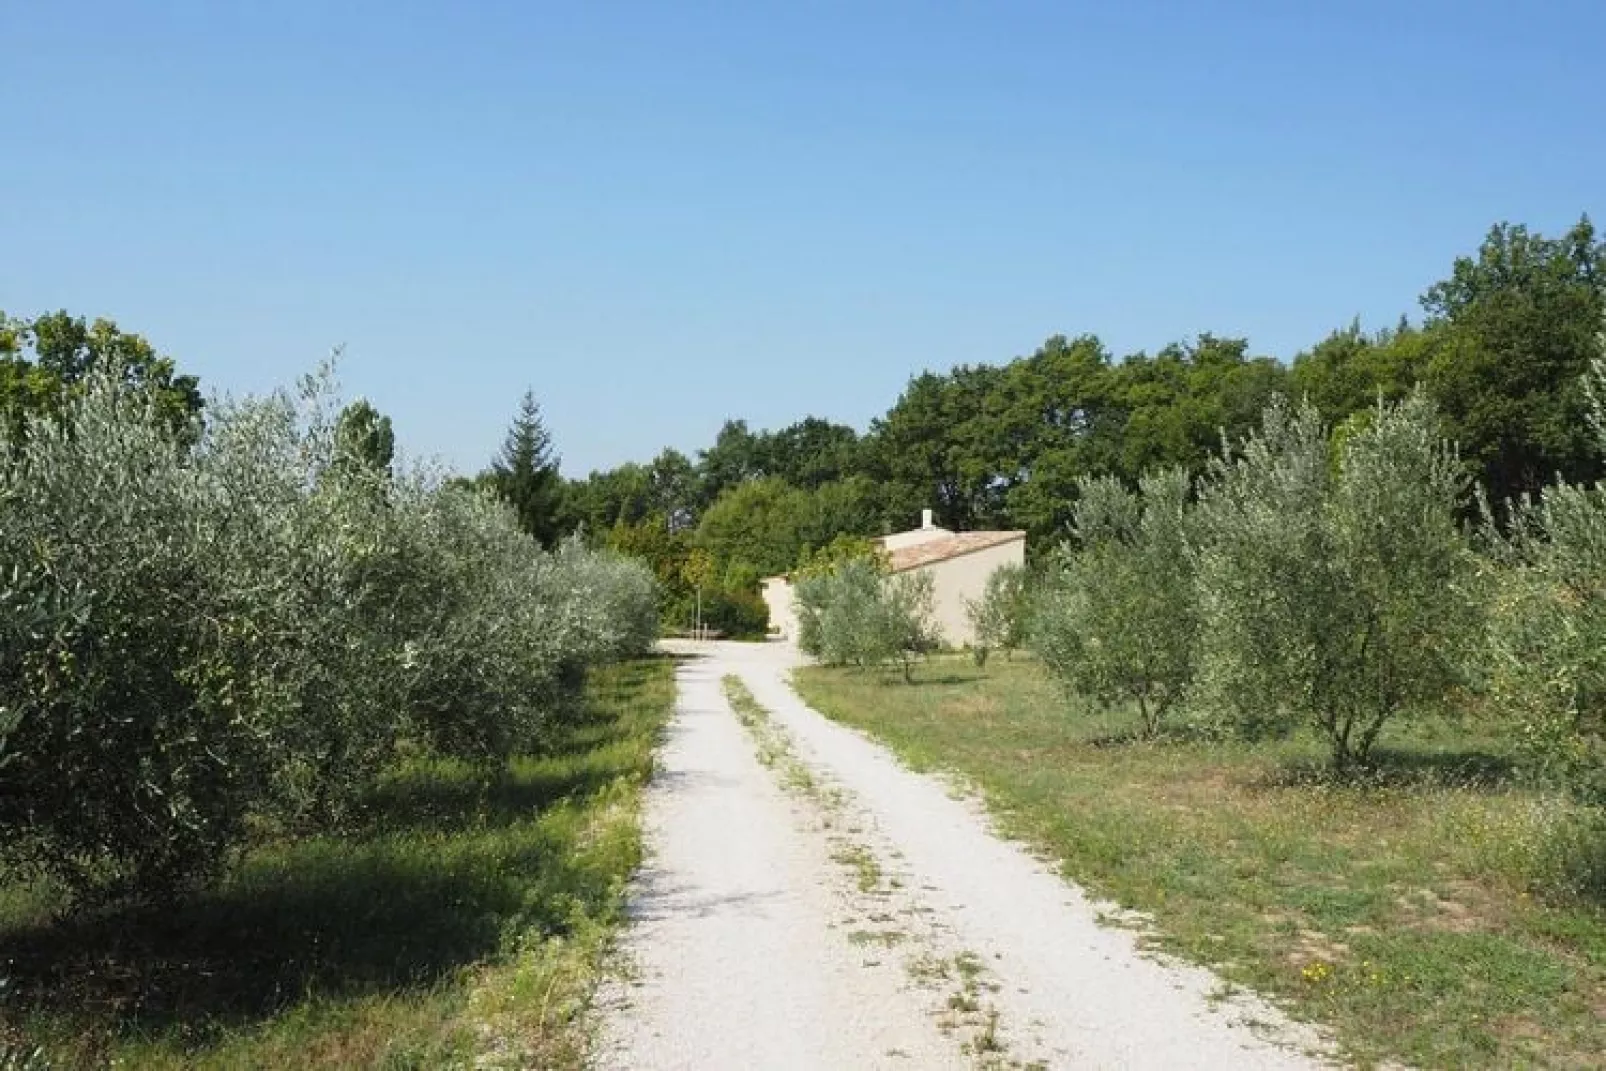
xmin=720 ymin=674 xmax=1028 ymax=1068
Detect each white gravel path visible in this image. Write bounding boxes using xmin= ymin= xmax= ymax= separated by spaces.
xmin=597 ymin=641 xmax=1332 ymax=1070
xmin=594 ymin=649 xmax=967 ymax=1071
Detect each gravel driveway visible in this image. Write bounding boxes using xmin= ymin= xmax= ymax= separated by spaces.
xmin=596 ymin=641 xmax=1330 ymax=1070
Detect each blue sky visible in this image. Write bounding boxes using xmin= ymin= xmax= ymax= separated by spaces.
xmin=3 ymin=1 xmax=1600 ymax=476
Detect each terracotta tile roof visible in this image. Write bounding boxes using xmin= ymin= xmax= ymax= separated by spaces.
xmin=885 ymin=530 xmax=1025 ymax=572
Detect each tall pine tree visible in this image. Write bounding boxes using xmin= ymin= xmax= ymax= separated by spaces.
xmin=493 ymin=391 xmax=563 ymax=547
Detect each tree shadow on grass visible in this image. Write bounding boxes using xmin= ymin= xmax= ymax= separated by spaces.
xmin=0 ymin=833 xmax=569 ymax=1047
xmin=357 ymin=749 xmax=632 ymax=835
xmin=866 ymin=667 xmax=988 ymax=688
xmin=0 ymin=760 xmax=632 ymax=1050
xmin=899 ymin=674 xmax=985 ymax=687
xmin=1366 ymin=746 xmax=1518 ymax=789
xmin=1083 ymin=723 xmax=1218 ymax=749
xmin=0 ymin=699 xmax=658 ymax=1049
xmin=1258 ymin=746 xmax=1519 ymax=792
xmin=352 ymin=671 xmax=663 ymax=835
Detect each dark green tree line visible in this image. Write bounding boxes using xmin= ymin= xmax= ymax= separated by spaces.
xmin=536 ymin=214 xmax=1603 ymax=632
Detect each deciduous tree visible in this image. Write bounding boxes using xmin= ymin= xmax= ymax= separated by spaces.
xmin=0 ymin=310 xmax=203 ymax=442
xmin=1422 ymin=217 xmax=1606 ymax=508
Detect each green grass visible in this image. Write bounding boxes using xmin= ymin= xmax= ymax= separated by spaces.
xmin=796 ymin=655 xmax=1606 ymax=1069
xmin=0 ymin=657 xmax=676 ymax=1070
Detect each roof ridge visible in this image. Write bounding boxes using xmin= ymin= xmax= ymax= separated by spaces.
xmin=885 ymin=529 xmax=1025 ymax=571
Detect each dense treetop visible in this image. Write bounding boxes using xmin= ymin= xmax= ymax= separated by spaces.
xmin=9 ymin=214 xmax=1600 ymax=627
xmin=554 ymin=216 xmax=1604 ymax=603
xmin=1 ymin=310 xmax=204 ymax=442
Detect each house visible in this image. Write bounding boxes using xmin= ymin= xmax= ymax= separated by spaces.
xmin=761 ymin=509 xmax=1026 ymax=647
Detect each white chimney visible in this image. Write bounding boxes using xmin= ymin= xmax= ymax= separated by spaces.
xmin=921 ymin=508 xmax=934 ymax=530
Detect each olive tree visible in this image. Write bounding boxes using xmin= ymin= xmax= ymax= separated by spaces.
xmin=1032 ymin=468 xmax=1197 ymax=736
xmin=0 ymin=368 xmax=662 ymax=906
xmin=880 ymin=570 xmax=940 ymax=683
xmin=1486 ymin=335 xmax=1606 ymax=802
xmin=387 ymin=481 xmax=571 ymax=764
xmin=1193 ymin=394 xmax=1475 ymax=771
xmin=795 ymin=557 xmax=938 ymax=682
xmin=387 ymin=492 xmax=657 ymax=765
xmin=964 ymin=562 xmax=1028 ymax=666
xmin=565 ymin=541 xmax=661 ymax=661
xmin=0 ymin=378 xmax=266 ymax=901
xmin=195 ymin=376 xmax=423 ymax=827
xmin=792 ymin=538 xmax=884 ymax=658
xmin=796 ymin=557 xmax=882 ymax=666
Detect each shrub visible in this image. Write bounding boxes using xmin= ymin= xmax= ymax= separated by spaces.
xmin=1192 ymin=394 xmax=1476 ymax=771
xmin=664 ymin=585 xmax=766 ymax=639
xmin=1032 ymin=469 xmax=1197 ymax=736
xmin=965 ymin=562 xmax=1028 ymax=666
xmin=700 ymin=586 xmax=770 ymax=639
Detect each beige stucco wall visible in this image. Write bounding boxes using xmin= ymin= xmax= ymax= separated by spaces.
xmin=761 ymin=576 xmax=798 ymax=639
xmin=915 ymin=537 xmax=1026 ymax=648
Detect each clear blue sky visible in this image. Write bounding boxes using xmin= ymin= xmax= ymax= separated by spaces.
xmin=3 ymin=1 xmax=1600 ymax=476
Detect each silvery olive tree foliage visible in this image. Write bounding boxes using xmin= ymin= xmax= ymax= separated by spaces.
xmin=0 ymin=379 xmax=264 ymax=900
xmin=1192 ymin=394 xmax=1475 ymax=771
xmin=195 ymin=377 xmax=420 ymax=826
xmin=1486 ymin=330 xmax=1606 ymax=803
xmin=790 ymin=538 xmax=885 ymax=658
xmin=964 ymin=562 xmax=1028 ymax=667
xmin=795 ymin=557 xmax=938 ymax=682
xmin=879 ymin=570 xmax=940 ymax=683
xmin=795 ymin=557 xmax=879 ymax=665
xmin=0 ymin=371 xmax=657 ymax=906
xmin=1032 ymin=468 xmax=1197 ymax=737
xmin=549 ymin=536 xmax=664 ymax=663
xmin=792 ymin=570 xmax=828 ymax=658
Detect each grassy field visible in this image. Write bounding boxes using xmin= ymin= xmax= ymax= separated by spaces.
xmin=796 ymin=655 xmax=1606 ymax=1069
xmin=0 ymin=657 xmax=675 ymax=1070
